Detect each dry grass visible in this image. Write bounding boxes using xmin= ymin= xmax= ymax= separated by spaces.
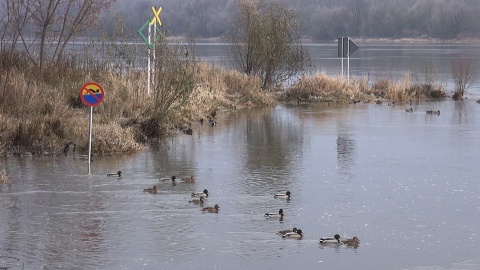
xmin=371 ymin=73 xmax=446 ymax=101
xmin=195 ymin=63 xmax=275 ymax=106
xmin=0 ymin=169 xmax=9 ymax=185
xmin=184 ymin=63 xmax=275 ymax=122
xmin=0 ymin=53 xmax=275 ymax=155
xmin=0 ymin=52 xmax=150 ymax=155
xmin=222 ymin=68 xmax=276 ymax=107
xmin=280 ymin=72 xmax=446 ymax=104
xmin=280 ymin=73 xmax=375 ymax=103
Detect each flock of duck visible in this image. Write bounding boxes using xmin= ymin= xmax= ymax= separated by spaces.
xmin=405 ymin=108 xmax=441 ymax=114
xmin=108 ymin=171 xmax=361 ymax=248
xmin=372 ymin=100 xmax=442 ymax=115
xmin=266 ymin=191 xmax=360 ymax=247
xmin=107 ymin=172 xmax=222 ymax=213
xmin=101 ymin=102 xmax=448 ymax=248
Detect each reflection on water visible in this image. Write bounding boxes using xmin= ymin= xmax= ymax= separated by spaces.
xmin=336 ymin=122 xmax=356 ymax=176
xmin=1 ymin=100 xmax=480 ymax=269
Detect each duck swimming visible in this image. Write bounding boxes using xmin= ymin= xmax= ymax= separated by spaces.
xmin=202 ymin=204 xmax=219 ymax=213
xmin=192 ymin=189 xmax=209 ymax=197
xmin=426 ymin=110 xmax=440 ymax=115
xmin=264 ymin=209 xmax=284 ymax=218
xmin=274 ymin=191 xmax=291 ymax=199
xmin=160 ymin=176 xmax=176 ymax=182
xmin=182 ymin=176 xmax=195 ymax=183
xmin=341 ymin=236 xmax=360 ymax=247
xmin=107 ymin=171 xmax=121 ymax=177
xmin=189 ymin=196 xmax=205 ymax=205
xmin=406 ymin=108 xmax=413 ymax=112
xmin=143 ymin=185 xmax=157 ymax=194
xmin=278 ymin=227 xmax=297 ymax=235
xmin=282 ymin=229 xmax=303 ymax=239
xmin=319 ymin=234 xmax=341 ymax=244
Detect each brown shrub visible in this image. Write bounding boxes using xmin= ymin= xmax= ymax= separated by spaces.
xmin=280 ymin=73 xmax=372 ymax=103
xmin=405 ymin=84 xmax=446 ymax=99
xmin=188 ymin=63 xmax=275 ymax=120
xmin=280 ymin=72 xmax=446 ymax=104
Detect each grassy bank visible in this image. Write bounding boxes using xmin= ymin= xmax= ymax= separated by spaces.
xmin=0 ymin=51 xmax=446 ymax=156
xmin=0 ymin=52 xmax=275 ymax=156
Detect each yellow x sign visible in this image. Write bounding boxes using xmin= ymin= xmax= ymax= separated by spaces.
xmin=150 ymin=7 xmax=162 ymax=26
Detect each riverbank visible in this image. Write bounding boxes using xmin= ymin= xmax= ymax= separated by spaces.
xmin=0 ymin=52 xmax=276 ymax=156
xmin=359 ymin=37 xmax=480 ymax=44
xmin=0 ymin=51 xmax=448 ymax=157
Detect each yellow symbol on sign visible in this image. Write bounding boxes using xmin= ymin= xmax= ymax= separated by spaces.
xmin=150 ymin=7 xmax=162 ymax=26
xmin=82 ymin=86 xmax=101 ymax=95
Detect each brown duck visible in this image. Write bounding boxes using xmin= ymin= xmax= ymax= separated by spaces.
xmin=202 ymin=204 xmax=219 ymax=213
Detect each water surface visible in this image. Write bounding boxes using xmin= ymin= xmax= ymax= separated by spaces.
xmin=1 ymin=100 xmax=480 ymax=269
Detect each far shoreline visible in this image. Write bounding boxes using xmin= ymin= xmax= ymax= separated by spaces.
xmin=168 ymin=36 xmax=480 ymax=45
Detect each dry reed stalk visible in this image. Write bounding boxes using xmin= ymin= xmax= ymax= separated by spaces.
xmin=188 ymin=63 xmax=274 ymax=119
xmin=89 ymin=122 xmax=144 ymax=154
xmin=223 ymin=71 xmax=275 ymax=107
xmin=97 ymin=70 xmax=148 ymax=119
xmin=283 ymin=73 xmax=367 ymax=103
xmin=0 ymin=169 xmax=10 ymax=185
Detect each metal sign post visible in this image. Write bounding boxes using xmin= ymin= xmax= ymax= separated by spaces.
xmin=79 ymin=82 xmax=105 ymax=175
xmin=148 ymin=19 xmax=151 ymax=96
xmin=88 ymin=106 xmax=93 ymax=172
xmin=137 ymin=6 xmax=163 ymax=97
xmin=348 ymin=41 xmax=350 ymax=82
xmin=150 ymin=7 xmax=162 ymax=93
xmin=338 ymin=38 xmax=344 ymax=76
xmin=338 ymin=37 xmax=359 ymax=81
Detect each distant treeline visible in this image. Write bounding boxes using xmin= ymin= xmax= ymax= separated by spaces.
xmin=105 ymin=0 xmax=480 ymax=41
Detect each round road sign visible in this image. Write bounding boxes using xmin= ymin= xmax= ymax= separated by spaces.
xmin=80 ymin=82 xmax=105 ymax=106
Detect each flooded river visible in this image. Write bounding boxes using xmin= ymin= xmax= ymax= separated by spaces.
xmin=1 ymin=100 xmax=480 ymax=269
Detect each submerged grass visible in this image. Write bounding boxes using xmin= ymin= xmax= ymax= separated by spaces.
xmin=279 ymin=72 xmax=446 ymax=104
xmin=279 ymin=73 xmax=372 ymax=103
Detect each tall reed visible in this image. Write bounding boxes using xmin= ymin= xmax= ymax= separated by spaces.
xmin=0 ymin=169 xmax=9 ymax=185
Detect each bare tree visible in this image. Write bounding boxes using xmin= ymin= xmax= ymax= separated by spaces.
xmin=0 ymin=0 xmax=31 ymax=54
xmin=15 ymin=0 xmax=116 ymax=69
xmin=0 ymin=0 xmax=10 ymax=52
xmin=228 ymin=0 xmax=262 ymax=76
xmin=103 ymin=12 xmax=139 ymax=73
xmin=227 ymin=0 xmax=309 ymax=90
xmin=451 ymin=56 xmax=475 ymax=100
xmin=0 ymin=0 xmax=32 ymax=104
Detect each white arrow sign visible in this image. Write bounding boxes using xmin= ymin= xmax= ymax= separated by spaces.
xmin=348 ymin=39 xmax=358 ymax=56
xmin=338 ymin=37 xmax=358 ymax=57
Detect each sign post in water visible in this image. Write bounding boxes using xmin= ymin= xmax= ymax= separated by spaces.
xmin=79 ymin=82 xmax=105 ymax=174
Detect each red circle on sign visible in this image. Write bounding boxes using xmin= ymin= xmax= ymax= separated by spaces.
xmin=80 ymin=82 xmax=105 ymax=107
